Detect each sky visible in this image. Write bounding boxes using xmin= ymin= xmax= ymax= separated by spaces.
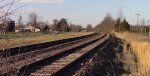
xmin=9 ymin=0 xmax=150 ymax=27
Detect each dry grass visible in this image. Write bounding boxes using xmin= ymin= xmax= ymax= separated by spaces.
xmin=116 ymin=32 xmax=150 ymax=76
xmin=0 ymin=32 xmax=92 ymax=50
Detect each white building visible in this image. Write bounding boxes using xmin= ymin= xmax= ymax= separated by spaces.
xmin=25 ymin=24 xmax=40 ymax=32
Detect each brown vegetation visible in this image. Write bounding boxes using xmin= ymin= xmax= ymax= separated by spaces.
xmin=95 ymin=13 xmax=115 ymax=33
xmin=116 ymin=32 xmax=150 ymax=75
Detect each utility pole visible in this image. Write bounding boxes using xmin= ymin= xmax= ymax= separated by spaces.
xmin=136 ymin=13 xmax=141 ymax=26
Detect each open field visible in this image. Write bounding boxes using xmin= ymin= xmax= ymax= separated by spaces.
xmin=116 ymin=32 xmax=150 ymax=76
xmin=0 ymin=32 xmax=92 ymax=50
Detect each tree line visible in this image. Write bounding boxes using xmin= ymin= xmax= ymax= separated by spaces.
xmin=0 ymin=12 xmax=94 ymax=34
xmin=94 ymin=12 xmax=149 ymax=33
xmin=25 ymin=12 xmax=93 ymax=33
xmin=0 ymin=0 xmax=91 ymax=34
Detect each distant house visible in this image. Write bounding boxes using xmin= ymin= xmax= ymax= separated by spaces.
xmin=15 ymin=25 xmax=19 ymax=32
xmin=49 ymin=24 xmax=54 ymax=32
xmin=25 ymin=23 xmax=40 ymax=32
xmin=14 ymin=24 xmax=25 ymax=32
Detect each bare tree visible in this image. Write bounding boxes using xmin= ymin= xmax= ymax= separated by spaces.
xmin=87 ymin=24 xmax=93 ymax=32
xmin=76 ymin=25 xmax=82 ymax=32
xmin=0 ymin=0 xmax=18 ymax=34
xmin=140 ymin=18 xmax=145 ymax=26
xmin=69 ymin=23 xmax=76 ymax=32
xmin=28 ymin=12 xmax=38 ymax=32
xmin=18 ymin=14 xmax=24 ymax=32
xmin=117 ymin=9 xmax=123 ymax=20
xmin=116 ymin=9 xmax=123 ymax=32
xmin=140 ymin=18 xmax=148 ymax=33
xmin=0 ymin=0 xmax=30 ymax=34
xmin=95 ymin=13 xmax=115 ymax=33
xmin=0 ymin=0 xmax=20 ymax=18
xmin=115 ymin=18 xmax=121 ymax=32
xmin=52 ymin=19 xmax=59 ymax=31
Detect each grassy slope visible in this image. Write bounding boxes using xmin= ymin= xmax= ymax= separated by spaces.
xmin=0 ymin=32 xmax=92 ymax=50
xmin=116 ymin=32 xmax=150 ymax=76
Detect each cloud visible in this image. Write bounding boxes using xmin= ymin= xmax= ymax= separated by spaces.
xmin=19 ymin=0 xmax=64 ymax=4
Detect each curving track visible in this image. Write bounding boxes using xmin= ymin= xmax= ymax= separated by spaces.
xmin=22 ymin=34 xmax=110 ymax=76
xmin=0 ymin=33 xmax=98 ymax=67
xmin=0 ymin=33 xmax=110 ymax=76
xmin=0 ymin=33 xmax=97 ymax=58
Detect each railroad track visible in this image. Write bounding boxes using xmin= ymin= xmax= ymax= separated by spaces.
xmin=0 ymin=33 xmax=105 ymax=76
xmin=0 ymin=33 xmax=98 ymax=67
xmin=0 ymin=33 xmax=97 ymax=58
xmin=21 ymin=34 xmax=110 ymax=76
